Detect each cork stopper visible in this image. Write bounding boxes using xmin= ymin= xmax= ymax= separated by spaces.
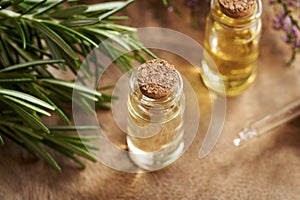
xmin=218 ymin=0 xmax=256 ymax=18
xmin=136 ymin=59 xmax=179 ymax=99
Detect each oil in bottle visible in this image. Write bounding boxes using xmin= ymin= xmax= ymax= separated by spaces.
xmin=127 ymin=59 xmax=185 ymax=171
xmin=202 ymin=0 xmax=262 ymax=96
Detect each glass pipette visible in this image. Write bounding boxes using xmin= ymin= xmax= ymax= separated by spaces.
xmin=233 ymin=99 xmax=300 ymax=147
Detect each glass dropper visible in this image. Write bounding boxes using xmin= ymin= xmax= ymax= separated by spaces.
xmin=233 ymin=98 xmax=300 ymax=147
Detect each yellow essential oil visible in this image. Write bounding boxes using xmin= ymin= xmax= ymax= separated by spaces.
xmin=202 ymin=0 xmax=262 ymax=96
xmin=127 ymin=59 xmax=185 ymax=170
xmin=127 ymin=88 xmax=183 ymax=152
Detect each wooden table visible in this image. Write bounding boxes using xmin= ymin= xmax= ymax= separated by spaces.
xmin=1 ymin=1 xmax=300 ymax=199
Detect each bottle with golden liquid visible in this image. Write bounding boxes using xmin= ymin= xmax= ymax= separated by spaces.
xmin=202 ymin=0 xmax=262 ymax=96
xmin=127 ymin=59 xmax=184 ymax=170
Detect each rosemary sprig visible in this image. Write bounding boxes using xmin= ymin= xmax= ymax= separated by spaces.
xmin=0 ymin=0 xmax=154 ymax=171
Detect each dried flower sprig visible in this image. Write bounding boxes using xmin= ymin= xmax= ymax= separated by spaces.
xmin=270 ymin=0 xmax=300 ymax=64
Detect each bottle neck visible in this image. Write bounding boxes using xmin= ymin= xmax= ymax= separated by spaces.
xmin=128 ymin=69 xmax=183 ymax=124
xmin=129 ymin=68 xmax=183 ymax=109
xmin=210 ymin=0 xmax=262 ymax=28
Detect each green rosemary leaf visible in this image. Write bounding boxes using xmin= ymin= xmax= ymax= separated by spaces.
xmin=50 ymin=134 xmax=100 ymax=142
xmin=0 ymin=72 xmax=35 ymax=79
xmin=107 ymin=16 xmax=128 ymax=21
xmin=98 ymin=0 xmax=134 ymax=21
xmin=21 ymin=0 xmax=47 ymax=15
xmin=60 ymin=18 xmax=99 ymax=27
xmin=12 ymin=125 xmax=43 ymax=140
xmin=50 ymin=5 xmax=88 ymax=19
xmin=11 ymin=18 xmax=26 ymax=49
xmin=66 ymin=142 xmax=98 ymax=162
xmin=80 ymin=97 xmax=96 ymax=116
xmin=43 ymin=141 xmax=86 ymax=168
xmin=85 ymin=1 xmax=125 ymax=13
xmin=97 ymin=85 xmax=115 ymax=91
xmin=3 ymin=95 xmax=52 ymax=116
xmin=15 ymin=131 xmax=62 ymax=171
xmin=52 ymin=135 xmax=99 ymax=148
xmin=162 ymin=0 xmax=168 ymax=6
xmin=4 ymin=36 xmax=36 ymax=61
xmin=0 ymin=134 xmax=4 ymax=144
xmin=35 ymin=142 xmax=62 ymax=172
xmin=58 ymin=49 xmax=78 ymax=74
xmin=102 ymin=42 xmax=132 ymax=71
xmin=0 ymin=9 xmax=20 ymax=18
xmin=0 ymin=36 xmax=11 ymax=67
xmin=23 ymin=0 xmax=73 ymax=3
xmin=77 ymin=66 xmax=93 ymax=82
xmin=133 ymin=50 xmax=148 ymax=63
xmin=43 ymin=84 xmax=72 ymax=101
xmin=40 ymin=79 xmax=102 ymax=97
xmin=44 ymin=135 xmax=98 ymax=162
xmin=43 ymin=20 xmax=98 ymax=47
xmin=9 ymin=33 xmax=50 ymax=57
xmin=79 ymin=41 xmax=90 ymax=57
xmin=0 ymin=25 xmax=8 ymax=31
xmin=45 ymin=23 xmax=81 ymax=44
xmin=84 ymin=27 xmax=130 ymax=50
xmin=0 ymin=98 xmax=50 ymax=134
xmin=78 ymin=92 xmax=99 ymax=102
xmin=48 ymin=126 xmax=98 ymax=131
xmin=0 ymin=117 xmax=22 ymax=123
xmin=95 ymin=102 xmax=111 ymax=110
xmin=129 ymin=38 xmax=158 ymax=59
xmin=65 ymin=154 xmax=86 ymax=168
xmin=34 ymin=0 xmax=66 ymax=16
xmin=12 ymin=0 xmax=24 ymax=6
xmin=43 ymin=84 xmax=95 ymax=115
xmin=31 ymin=83 xmax=71 ymax=124
xmin=0 ymin=78 xmax=35 ymax=83
xmin=99 ymin=93 xmax=116 ymax=101
xmin=0 ymin=88 xmax=55 ymax=110
xmin=0 ymin=59 xmax=65 ymax=72
xmin=43 ymin=37 xmax=66 ymax=71
xmin=0 ymin=125 xmax=23 ymax=144
xmin=96 ymin=23 xmax=136 ymax=32
xmin=34 ymin=21 xmax=78 ymax=59
xmin=65 ymin=140 xmax=100 ymax=151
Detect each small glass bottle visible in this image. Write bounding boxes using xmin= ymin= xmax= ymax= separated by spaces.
xmin=127 ymin=59 xmax=185 ymax=170
xmin=201 ymin=0 xmax=262 ymax=96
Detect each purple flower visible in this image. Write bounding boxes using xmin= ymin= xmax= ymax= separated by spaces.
xmin=294 ymin=40 xmax=300 ymax=48
xmin=270 ymin=0 xmax=300 ymax=62
xmin=281 ymin=35 xmax=290 ymax=42
xmin=294 ymin=39 xmax=300 ymax=48
xmin=291 ymin=25 xmax=299 ymax=37
xmin=273 ymin=16 xmax=282 ymax=29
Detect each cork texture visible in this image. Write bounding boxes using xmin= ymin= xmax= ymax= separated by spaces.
xmin=136 ymin=59 xmax=178 ymax=99
xmin=218 ymin=0 xmax=256 ymax=18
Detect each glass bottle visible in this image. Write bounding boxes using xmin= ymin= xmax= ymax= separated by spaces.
xmin=127 ymin=59 xmax=185 ymax=171
xmin=201 ymin=0 xmax=262 ymax=96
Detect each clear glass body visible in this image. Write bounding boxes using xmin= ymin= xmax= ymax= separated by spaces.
xmin=202 ymin=0 xmax=262 ymax=96
xmin=127 ymin=68 xmax=184 ymax=170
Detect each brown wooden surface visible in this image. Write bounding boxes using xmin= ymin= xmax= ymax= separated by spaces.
xmin=1 ymin=1 xmax=300 ymax=199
